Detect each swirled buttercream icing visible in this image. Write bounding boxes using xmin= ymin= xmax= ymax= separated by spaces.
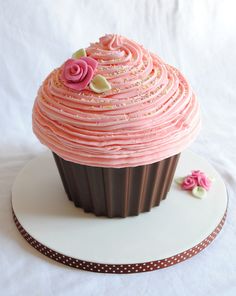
xmin=32 ymin=34 xmax=201 ymax=168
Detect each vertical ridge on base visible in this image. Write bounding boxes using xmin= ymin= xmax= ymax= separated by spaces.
xmin=137 ymin=166 xmax=149 ymax=213
xmin=103 ymin=168 xmax=113 ymax=217
xmin=123 ymin=168 xmax=132 ymax=217
xmin=158 ymin=157 xmax=173 ymax=203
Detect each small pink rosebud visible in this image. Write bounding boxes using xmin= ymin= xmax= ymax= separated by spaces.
xmin=198 ymin=176 xmax=211 ymax=190
xmin=191 ymin=170 xmax=211 ymax=190
xmin=181 ymin=176 xmax=197 ymax=190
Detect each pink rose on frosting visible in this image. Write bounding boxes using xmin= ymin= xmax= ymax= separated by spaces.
xmin=191 ymin=170 xmax=211 ymax=190
xmin=61 ymin=57 xmax=98 ymax=91
xmin=181 ymin=176 xmax=197 ymax=190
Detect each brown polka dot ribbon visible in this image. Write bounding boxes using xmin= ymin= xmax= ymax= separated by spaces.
xmin=13 ymin=209 xmax=226 ymax=274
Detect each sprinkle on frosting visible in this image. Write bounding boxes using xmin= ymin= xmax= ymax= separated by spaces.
xmin=175 ymin=170 xmax=212 ymax=199
xmin=32 ymin=34 xmax=201 ymax=168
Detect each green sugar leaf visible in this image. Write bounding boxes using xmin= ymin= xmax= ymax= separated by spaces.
xmin=90 ymin=75 xmax=111 ymax=93
xmin=72 ymin=48 xmax=87 ymax=59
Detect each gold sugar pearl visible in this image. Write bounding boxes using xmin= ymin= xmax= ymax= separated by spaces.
xmin=104 ymin=105 xmax=113 ymax=109
xmin=112 ymin=88 xmax=120 ymax=93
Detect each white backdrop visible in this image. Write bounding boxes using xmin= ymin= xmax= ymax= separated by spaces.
xmin=1 ymin=0 xmax=236 ymax=295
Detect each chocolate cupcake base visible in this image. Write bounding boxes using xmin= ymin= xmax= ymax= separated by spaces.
xmin=53 ymin=153 xmax=180 ymax=218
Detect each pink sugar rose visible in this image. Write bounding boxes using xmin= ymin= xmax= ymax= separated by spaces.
xmin=198 ymin=175 xmax=211 ymax=190
xmin=191 ymin=170 xmax=211 ymax=190
xmin=191 ymin=170 xmax=205 ymax=182
xmin=61 ymin=57 xmax=98 ymax=91
xmin=181 ymin=176 xmax=197 ymax=190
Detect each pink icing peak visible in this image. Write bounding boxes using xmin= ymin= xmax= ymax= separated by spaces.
xmin=61 ymin=57 xmax=98 ymax=91
xmin=99 ymin=34 xmax=123 ymax=50
xmin=32 ymin=34 xmax=201 ymax=168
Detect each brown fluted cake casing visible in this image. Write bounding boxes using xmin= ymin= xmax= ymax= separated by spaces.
xmin=53 ymin=153 xmax=180 ymax=218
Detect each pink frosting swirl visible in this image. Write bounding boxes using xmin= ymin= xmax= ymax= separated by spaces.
xmin=32 ymin=34 xmax=201 ymax=168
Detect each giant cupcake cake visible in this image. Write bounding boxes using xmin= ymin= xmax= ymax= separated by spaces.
xmin=32 ymin=34 xmax=201 ymax=217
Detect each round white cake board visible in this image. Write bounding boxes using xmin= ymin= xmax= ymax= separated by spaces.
xmin=12 ymin=150 xmax=227 ymax=273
